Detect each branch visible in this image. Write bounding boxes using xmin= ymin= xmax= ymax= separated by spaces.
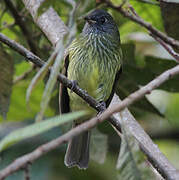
xmin=122 ymin=2 xmax=179 ymax=63
xmin=103 ymin=66 xmax=179 ymax=118
xmin=0 ymin=31 xmax=119 ymax=128
xmin=0 ymin=32 xmax=179 ymax=180
xmin=151 ymin=33 xmax=179 ymax=62
xmin=13 ymin=65 xmax=35 ymax=84
xmin=112 ymin=96 xmax=179 ymax=180
xmin=101 ymin=0 xmax=179 ymax=49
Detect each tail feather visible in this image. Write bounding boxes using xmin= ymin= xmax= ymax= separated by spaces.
xmin=64 ymin=130 xmax=90 ymax=169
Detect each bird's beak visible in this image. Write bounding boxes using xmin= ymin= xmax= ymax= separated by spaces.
xmin=84 ymin=16 xmax=96 ymax=24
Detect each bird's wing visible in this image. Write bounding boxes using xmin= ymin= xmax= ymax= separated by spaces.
xmin=105 ymin=67 xmax=122 ymax=107
xmin=59 ymin=54 xmax=70 ymax=114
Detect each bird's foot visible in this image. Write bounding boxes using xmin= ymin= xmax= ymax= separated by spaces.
xmin=70 ymin=80 xmax=78 ymax=93
xmin=96 ymin=101 xmax=106 ymax=113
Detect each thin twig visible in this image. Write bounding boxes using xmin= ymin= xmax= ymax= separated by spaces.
xmin=23 ymin=164 xmax=30 ymax=180
xmin=128 ymin=5 xmax=140 ymax=18
xmin=101 ymin=0 xmax=179 ymax=49
xmin=13 ymin=65 xmax=35 ymax=84
xmin=121 ymin=1 xmax=179 ymax=63
xmin=151 ymin=33 xmax=179 ymax=62
xmin=0 ymin=32 xmax=179 ymax=180
xmin=114 ymin=1 xmax=179 ymax=63
xmin=123 ymin=1 xmax=179 ymax=63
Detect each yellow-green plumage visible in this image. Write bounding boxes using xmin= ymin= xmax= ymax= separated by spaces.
xmin=63 ymin=9 xmax=122 ymax=169
xmin=68 ymin=33 xmax=122 ymax=115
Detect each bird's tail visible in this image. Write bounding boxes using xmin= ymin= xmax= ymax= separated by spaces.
xmin=64 ymin=128 xmax=90 ymax=169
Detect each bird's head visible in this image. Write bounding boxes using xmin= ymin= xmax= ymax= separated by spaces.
xmin=83 ymin=9 xmax=119 ymax=39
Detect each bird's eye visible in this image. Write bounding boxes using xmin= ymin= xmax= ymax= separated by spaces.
xmin=100 ymin=17 xmax=107 ymax=24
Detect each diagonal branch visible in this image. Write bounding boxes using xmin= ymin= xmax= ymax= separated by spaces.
xmin=13 ymin=65 xmax=35 ymax=84
xmin=101 ymin=0 xmax=179 ymax=49
xmin=120 ymin=2 xmax=179 ymax=63
xmin=0 ymin=32 xmax=179 ymax=180
xmin=151 ymin=33 xmax=179 ymax=62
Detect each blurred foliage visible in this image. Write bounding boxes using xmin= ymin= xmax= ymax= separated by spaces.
xmin=90 ymin=128 xmax=108 ymax=164
xmin=160 ymin=1 xmax=179 ymax=52
xmin=0 ymin=0 xmax=179 ymax=179
xmin=117 ymin=123 xmax=157 ymax=180
xmin=0 ymin=111 xmax=86 ymax=152
xmin=146 ymin=90 xmax=179 ymax=127
xmin=0 ymin=49 xmax=13 ymax=119
xmin=156 ymin=140 xmax=179 ymax=169
xmin=130 ymin=0 xmax=163 ymax=31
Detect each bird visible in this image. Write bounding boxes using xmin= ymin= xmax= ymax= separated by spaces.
xmin=60 ymin=9 xmax=122 ymax=169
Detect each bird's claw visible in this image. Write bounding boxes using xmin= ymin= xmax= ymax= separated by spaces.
xmin=96 ymin=101 xmax=106 ymax=113
xmin=70 ymin=80 xmax=78 ymax=93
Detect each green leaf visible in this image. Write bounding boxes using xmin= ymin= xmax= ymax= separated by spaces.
xmin=0 ymin=111 xmax=86 ymax=152
xmin=35 ymin=39 xmax=65 ymax=122
xmin=117 ymin=119 xmax=158 ymax=180
xmin=26 ymin=48 xmax=56 ymax=106
xmin=0 ymin=49 xmax=14 ymax=119
xmin=146 ymin=89 xmax=179 ymax=127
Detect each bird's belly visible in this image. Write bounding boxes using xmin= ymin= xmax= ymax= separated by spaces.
xmin=67 ymin=57 xmax=114 ymax=113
